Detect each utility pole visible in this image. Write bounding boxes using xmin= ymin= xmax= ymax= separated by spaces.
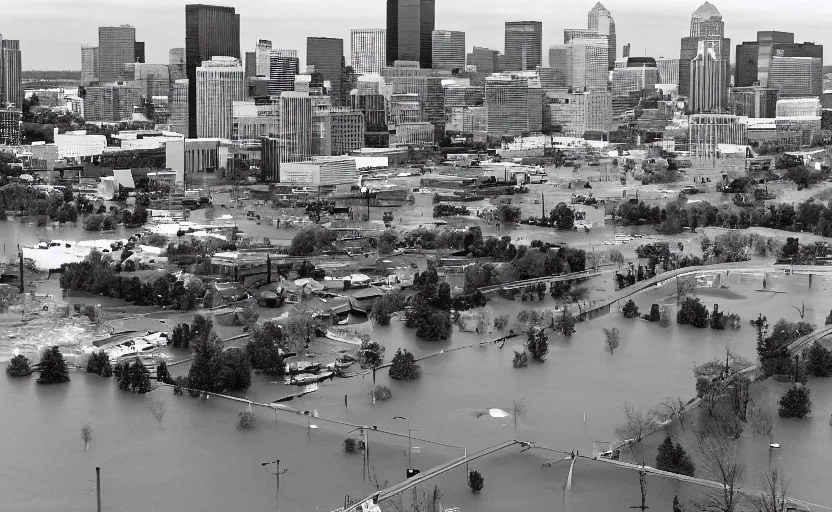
xmin=261 ymin=459 xmax=287 ymax=511
xmin=18 ymin=246 xmax=24 ymax=294
xmin=95 ymin=467 xmax=101 ymax=512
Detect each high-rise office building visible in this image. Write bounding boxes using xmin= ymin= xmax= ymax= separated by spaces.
xmin=769 ymin=55 xmax=823 ymax=98
xmin=169 ymin=78 xmax=189 ymax=137
xmin=728 ymin=86 xmax=779 ymax=118
xmin=279 ymin=92 xmax=314 ymax=167
xmin=185 ymin=4 xmax=240 ymax=139
xmin=467 ymin=47 xmax=500 ymax=74
xmin=552 ymin=38 xmax=608 ymax=92
xmin=98 ymin=25 xmax=136 ymax=82
xmin=622 ymin=43 xmax=631 ymax=59
xmin=255 ymin=39 xmax=272 ymax=78
xmin=330 ymin=108 xmax=365 ymax=155
xmin=134 ymin=41 xmax=145 ymax=63
xmin=244 ymin=52 xmax=256 ymax=78
xmin=547 ymin=89 xmax=611 ymax=137
xmin=432 ymin=30 xmax=465 ymax=71
xmin=307 ymin=37 xmax=344 ymax=104
xmin=0 ymin=35 xmax=22 ymax=109
xmin=0 ymin=109 xmax=21 ymax=145
xmin=611 ymin=58 xmax=658 ymax=115
xmin=679 ymin=2 xmax=729 ymax=100
xmin=484 ymin=74 xmax=542 ymax=137
xmin=587 ymin=2 xmax=617 ymax=70
xmin=690 ymin=41 xmax=725 ymax=113
xmin=269 ymin=50 xmax=300 ymax=97
xmin=656 ymin=57 xmax=680 ymax=86
xmin=386 ymin=0 xmax=435 ymax=69
xmin=196 ymin=57 xmax=245 ymax=138
xmin=81 ymin=45 xmax=99 ymax=85
xmin=351 ymin=29 xmax=386 ymax=75
xmin=169 ymin=48 xmax=186 ymax=80
xmin=734 ymin=31 xmax=794 ymax=87
xmin=134 ymin=64 xmax=171 ymax=98
xmin=504 ymin=21 xmax=542 ymax=71
xmin=84 ymin=82 xmax=142 ymax=122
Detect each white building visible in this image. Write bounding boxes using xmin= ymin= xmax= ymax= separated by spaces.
xmin=255 ymin=39 xmax=272 ymax=78
xmin=776 ymin=97 xmax=821 ymax=118
xmin=548 ymin=89 xmax=612 ymax=137
xmin=196 ymin=57 xmax=245 ymax=139
xmin=279 ymin=157 xmax=357 ymax=186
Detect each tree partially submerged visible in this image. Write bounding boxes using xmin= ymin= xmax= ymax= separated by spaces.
xmin=693 ymin=427 xmax=745 ymax=512
xmin=6 ymin=354 xmax=32 ymax=377
xmin=614 ymin=402 xmax=658 ymax=462
xmin=778 ymin=386 xmax=811 ymax=418
xmin=622 ymin=300 xmax=640 ymax=319
xmin=37 ymin=346 xmax=70 ymax=384
xmin=655 ymin=436 xmax=695 ymax=476
xmin=388 ymin=349 xmax=420 ymax=380
xmin=603 ymin=328 xmax=621 ymax=355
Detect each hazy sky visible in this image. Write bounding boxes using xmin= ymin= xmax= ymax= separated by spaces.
xmin=4 ymin=0 xmax=830 ymax=70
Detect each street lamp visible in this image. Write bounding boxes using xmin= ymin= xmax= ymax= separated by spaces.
xmin=393 ymin=416 xmax=417 ymax=474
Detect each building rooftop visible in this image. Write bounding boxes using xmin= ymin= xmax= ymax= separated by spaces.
xmin=691 ymin=1 xmax=722 ymax=20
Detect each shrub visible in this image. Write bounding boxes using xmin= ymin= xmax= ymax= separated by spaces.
xmin=494 ymin=315 xmax=510 ymax=330
xmin=6 ymin=354 xmax=32 ymax=377
xmin=237 ymin=409 xmax=256 ymax=429
xmin=468 ymin=469 xmax=484 ymax=493
xmin=778 ymin=386 xmax=811 ymax=418
xmin=173 ymin=376 xmax=186 ymax=396
xmin=512 ymin=350 xmax=529 ymax=368
xmin=344 ymin=437 xmax=360 ymax=453
xmin=372 ymin=385 xmax=393 ymax=402
xmin=622 ymin=300 xmax=640 ymax=319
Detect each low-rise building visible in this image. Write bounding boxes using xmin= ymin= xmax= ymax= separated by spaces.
xmin=279 ymin=156 xmax=357 ymax=186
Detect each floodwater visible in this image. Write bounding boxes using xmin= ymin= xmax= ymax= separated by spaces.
xmin=4 ymin=270 xmax=832 ymax=510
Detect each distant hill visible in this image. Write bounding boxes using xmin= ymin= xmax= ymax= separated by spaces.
xmin=22 ymin=71 xmax=81 ymax=81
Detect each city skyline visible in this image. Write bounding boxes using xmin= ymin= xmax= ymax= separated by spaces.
xmin=4 ymin=0 xmax=832 ymax=70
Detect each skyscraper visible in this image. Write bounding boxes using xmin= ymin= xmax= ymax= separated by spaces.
xmin=81 ymin=45 xmax=99 ymax=86
xmin=351 ymin=29 xmax=386 ymax=75
xmin=656 ymin=57 xmax=680 ymax=85
xmin=134 ymin=42 xmax=145 ymax=63
xmin=307 ymin=37 xmax=344 ymax=104
xmin=386 ymin=0 xmax=435 ymax=68
xmin=431 ymin=30 xmax=465 ymax=72
xmin=196 ymin=57 xmax=245 ymax=138
xmin=735 ymin=31 xmax=794 ymax=87
xmin=169 ymin=79 xmax=189 ymax=136
xmin=504 ymin=21 xmax=542 ymax=71
xmin=467 ymin=47 xmax=500 ymax=74
xmin=485 ymin=75 xmax=542 ymax=137
xmin=679 ymin=2 xmax=729 ymax=103
xmin=255 ymin=39 xmax=272 ymax=78
xmin=769 ymin=56 xmax=823 ymax=98
xmin=279 ymin=92 xmax=314 ymax=167
xmin=551 ymin=38 xmax=608 ymax=92
xmin=169 ymin=48 xmax=186 ymax=80
xmin=0 ymin=35 xmax=22 ymax=109
xmin=587 ymin=2 xmax=617 ymax=70
xmin=98 ymin=25 xmax=136 ymax=82
xmin=185 ymin=4 xmax=240 ymax=138
xmin=269 ymin=50 xmax=300 ymax=97
xmin=690 ymin=41 xmax=725 ymax=113
xmin=244 ymin=52 xmax=256 ymax=78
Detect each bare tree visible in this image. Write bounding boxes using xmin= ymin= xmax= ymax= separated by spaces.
xmin=603 ymin=328 xmax=621 ymax=355
xmin=658 ymin=397 xmax=688 ymax=433
xmin=631 ymin=470 xmax=649 ymax=511
xmin=614 ymin=402 xmax=658 ymax=463
xmin=694 ymin=427 xmax=746 ymax=512
xmin=81 ymin=422 xmax=93 ymax=451
xmin=150 ymin=400 xmax=166 ymax=425
xmin=510 ymin=399 xmax=527 ymax=429
xmin=745 ymin=468 xmax=790 ymax=512
xmin=748 ymin=404 xmax=773 ymax=439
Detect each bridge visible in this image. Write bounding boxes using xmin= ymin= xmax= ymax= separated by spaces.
xmin=572 ymin=263 xmax=832 ymax=322
xmin=478 ymin=269 xmax=603 ymax=295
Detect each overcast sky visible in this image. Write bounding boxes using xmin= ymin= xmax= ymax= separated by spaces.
xmin=4 ymin=0 xmax=830 ymax=70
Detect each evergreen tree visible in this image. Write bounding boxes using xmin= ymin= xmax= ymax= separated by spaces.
xmin=388 ymin=349 xmax=421 ymax=380
xmin=99 ymin=355 xmax=113 ymax=377
xmin=527 ymin=328 xmax=549 ymax=361
xmin=622 ymin=300 xmax=640 ymax=319
xmin=806 ymin=342 xmax=832 ymax=377
xmin=655 ymin=436 xmax=695 ymax=476
xmin=6 ymin=354 xmax=33 ymax=377
xmin=36 ymin=347 xmax=70 ymax=384
xmin=187 ymin=333 xmax=223 ymax=393
xmin=778 ymin=386 xmax=811 ymax=418
xmin=86 ymin=352 xmax=102 ymax=374
xmin=156 ymin=360 xmax=173 ymax=384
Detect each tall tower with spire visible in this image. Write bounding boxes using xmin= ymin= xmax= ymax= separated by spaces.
xmin=587 ymin=2 xmax=617 ymax=70
xmin=679 ymin=2 xmax=730 ymax=107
